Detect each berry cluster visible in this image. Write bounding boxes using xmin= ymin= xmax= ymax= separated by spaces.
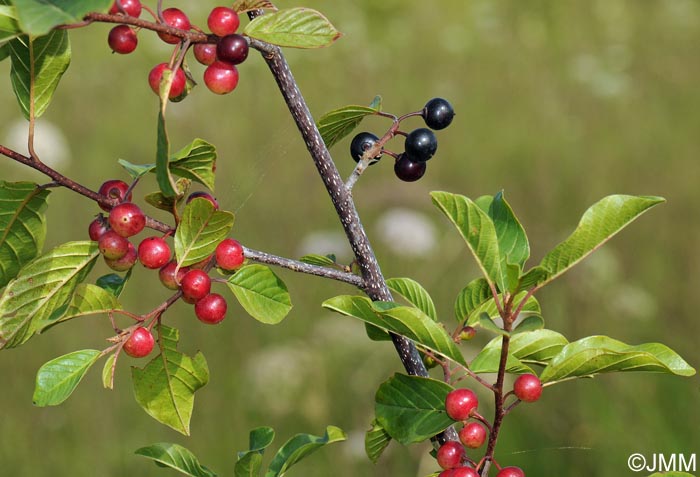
xmin=89 ymin=180 xmax=247 ymax=357
xmin=107 ymin=1 xmax=248 ymax=96
xmin=349 ymin=97 xmax=455 ymax=183
xmin=437 ymin=375 xmax=543 ymax=476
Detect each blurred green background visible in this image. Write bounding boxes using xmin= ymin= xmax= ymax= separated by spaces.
xmin=1 ymin=1 xmax=699 ymax=476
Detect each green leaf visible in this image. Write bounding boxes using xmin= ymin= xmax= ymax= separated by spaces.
xmin=368 ymin=95 xmax=382 ymax=110
xmin=431 ymin=191 xmax=506 ymax=291
xmin=135 ymin=443 xmax=217 ymax=477
xmin=118 ymin=159 xmax=153 ymax=179
xmin=37 ymin=283 xmax=121 ymax=332
xmin=169 ymin=139 xmax=217 ymax=191
xmin=235 ymin=427 xmax=275 ymax=477
xmin=478 ymin=312 xmax=508 ymax=336
xmin=317 ymin=104 xmax=379 ymax=149
xmin=244 ymin=7 xmax=342 ymax=49
xmin=0 ymin=181 xmax=50 ymax=288
xmin=9 ymin=30 xmax=70 ymax=119
xmin=454 ymin=278 xmax=491 ymax=323
xmin=540 ymin=336 xmax=696 ymax=383
xmin=175 ymin=198 xmax=234 ymax=267
xmin=365 ymin=420 xmax=391 ymax=464
xmin=132 ymin=326 xmax=209 ymax=435
xmin=386 ymin=277 xmax=437 ymax=321
xmin=265 ymin=426 xmax=346 ymax=477
xmin=476 ymin=330 xmax=569 ymax=370
xmin=469 ymin=341 xmax=533 ymax=375
xmin=12 ymin=0 xmax=111 ymax=36
xmin=96 ymin=270 xmax=132 ymax=298
xmin=299 ymin=254 xmax=337 ymax=267
xmin=538 ymin=195 xmax=664 ymax=287
xmin=102 ymin=353 xmax=116 ymax=389
xmin=156 ymin=108 xmax=177 ymax=197
xmin=517 ymin=266 xmax=548 ymax=291
xmin=323 ymin=296 xmax=466 ymax=366
xmin=0 ymin=241 xmax=99 ymax=349
xmin=33 ymin=349 xmax=101 ymax=406
xmin=374 ymin=374 xmax=454 ymax=444
xmin=512 ymin=314 xmax=544 ymax=334
xmin=478 ymin=191 xmax=530 ymax=268
xmin=145 ymin=178 xmax=191 ymax=213
xmin=233 ymin=0 xmax=277 ymax=13
xmin=226 ymin=265 xmax=292 ymax=324
xmin=0 ymin=5 xmax=21 ymax=44
xmin=0 ymin=42 xmax=9 ymax=61
xmin=465 ymin=290 xmax=540 ymax=327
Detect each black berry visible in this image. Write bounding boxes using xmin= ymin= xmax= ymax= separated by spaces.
xmin=423 ymin=97 xmax=455 ymax=130
xmin=405 ymin=128 xmax=438 ymax=162
xmin=350 ymin=132 xmax=382 ymax=165
xmin=216 ymin=34 xmax=249 ymax=65
xmin=394 ymin=154 xmax=426 ymax=182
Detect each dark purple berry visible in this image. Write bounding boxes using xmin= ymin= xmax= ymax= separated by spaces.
xmin=394 ymin=154 xmax=426 ymax=182
xmin=405 ymin=127 xmax=438 ymax=162
xmin=423 ymin=97 xmax=455 ymax=130
xmin=216 ymin=34 xmax=249 ymax=65
xmin=350 ymin=132 xmax=382 ymax=165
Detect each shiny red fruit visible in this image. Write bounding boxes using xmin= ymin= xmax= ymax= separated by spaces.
xmin=216 ymin=34 xmax=248 ymax=65
xmin=104 ymin=241 xmax=137 ymax=271
xmin=207 ymin=7 xmax=240 ymax=36
xmin=186 ymin=192 xmax=219 ymax=209
xmin=181 ymin=269 xmax=211 ymax=303
xmin=193 ymin=43 xmax=217 ymax=66
xmin=88 ymin=215 xmax=109 ymax=241
xmin=123 ymin=327 xmax=154 ymax=358
xmin=109 ymin=202 xmax=146 ymax=237
xmin=445 ymin=388 xmax=479 ymax=421
xmin=158 ymin=8 xmax=190 ymax=44
xmin=436 ymin=441 xmax=465 ymax=470
xmin=204 ymin=61 xmax=239 ymax=95
xmin=109 ymin=0 xmax=142 ymax=17
xmin=108 ymin=25 xmax=138 ymax=54
xmin=98 ymin=230 xmax=130 ymax=260
xmin=215 ymin=238 xmax=244 ymax=271
xmin=98 ymin=179 xmax=132 ymax=211
xmin=513 ymin=374 xmax=542 ymax=403
xmin=496 ymin=466 xmax=525 ymax=477
xmin=453 ymin=467 xmax=480 ymax=477
xmin=148 ymin=63 xmax=186 ymax=99
xmin=459 ymin=422 xmax=487 ymax=449
xmin=159 ymin=261 xmax=189 ymax=290
xmin=195 ymin=293 xmax=227 ymax=324
xmin=138 ymin=237 xmax=171 ymax=269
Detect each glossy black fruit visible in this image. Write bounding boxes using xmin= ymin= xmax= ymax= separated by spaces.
xmin=405 ymin=128 xmax=438 ymax=162
xmin=394 ymin=154 xmax=426 ymax=182
xmin=423 ymin=97 xmax=455 ymax=130
xmin=350 ymin=132 xmax=382 ymax=165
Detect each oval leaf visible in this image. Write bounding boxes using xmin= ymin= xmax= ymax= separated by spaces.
xmin=12 ymin=0 xmax=111 ymax=36
xmin=244 ymin=7 xmax=342 ymax=49
xmin=135 ymin=442 xmax=217 ymax=477
xmin=175 ymin=198 xmax=234 ymax=267
xmin=265 ymin=425 xmax=346 ymax=477
xmin=322 ymin=296 xmax=466 ymax=366
xmin=0 ymin=181 xmax=50 ymax=287
xmin=539 ymin=195 xmax=664 ymax=287
xmin=0 ymin=241 xmax=99 ymax=349
xmin=235 ymin=453 xmax=262 ymax=477
xmin=170 ymin=139 xmax=217 ymax=191
xmin=475 ymin=330 xmax=569 ymax=372
xmin=386 ymin=277 xmax=437 ymax=321
xmin=132 ymin=326 xmax=210 ymax=435
xmin=9 ymin=30 xmax=70 ymax=119
xmin=33 ymin=349 xmax=101 ymax=406
xmin=375 ymin=374 xmax=454 ymax=444
xmin=226 ymin=265 xmax=292 ymax=324
xmin=365 ymin=420 xmax=391 ymax=464
xmin=431 ymin=191 xmax=507 ymax=292
xmin=540 ymin=336 xmax=696 ymax=383
xmin=0 ymin=5 xmax=21 ymax=44
xmin=38 ymin=283 xmax=121 ymax=332
xmin=454 ymin=278 xmax=491 ymax=324
xmin=102 ymin=353 xmax=116 ymax=390
xmin=317 ymin=104 xmax=378 ymax=149
xmin=477 ymin=191 xmax=530 ymax=268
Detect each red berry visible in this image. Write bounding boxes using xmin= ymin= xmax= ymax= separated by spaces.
xmin=194 ymin=293 xmax=227 ymax=324
xmin=452 ymin=467 xmax=480 ymax=477
xmin=216 ymin=34 xmax=248 ymax=65
xmin=98 ymin=179 xmax=132 ymax=211
xmin=459 ymin=326 xmax=477 ymax=341
xmin=186 ymin=192 xmax=219 ymax=209
xmin=207 ymin=7 xmax=240 ymax=36
xmin=104 ymin=241 xmax=137 ymax=271
xmin=513 ymin=374 xmax=542 ymax=403
xmin=98 ymin=230 xmax=130 ymax=260
xmin=203 ymin=61 xmax=239 ymax=95
xmin=445 ymin=388 xmax=479 ymax=421
xmin=123 ymin=327 xmax=154 ymax=358
xmin=88 ymin=215 xmax=109 ymax=241
xmin=215 ymin=238 xmax=244 ymax=271
xmin=459 ymin=422 xmax=487 ymax=449
xmin=109 ymin=202 xmax=146 ymax=237
xmin=138 ymin=237 xmax=171 ymax=269
xmin=496 ymin=466 xmax=525 ymax=477
xmin=108 ymin=25 xmax=138 ymax=54
xmin=181 ymin=269 xmax=211 ymax=303
xmin=109 ymin=0 xmax=142 ymax=17
xmin=158 ymin=8 xmax=190 ymax=44
xmin=148 ymin=63 xmax=186 ymax=99
xmin=436 ymin=441 xmax=465 ymax=470
xmin=193 ymin=43 xmax=217 ymax=66
xmin=159 ymin=261 xmax=189 ymax=290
